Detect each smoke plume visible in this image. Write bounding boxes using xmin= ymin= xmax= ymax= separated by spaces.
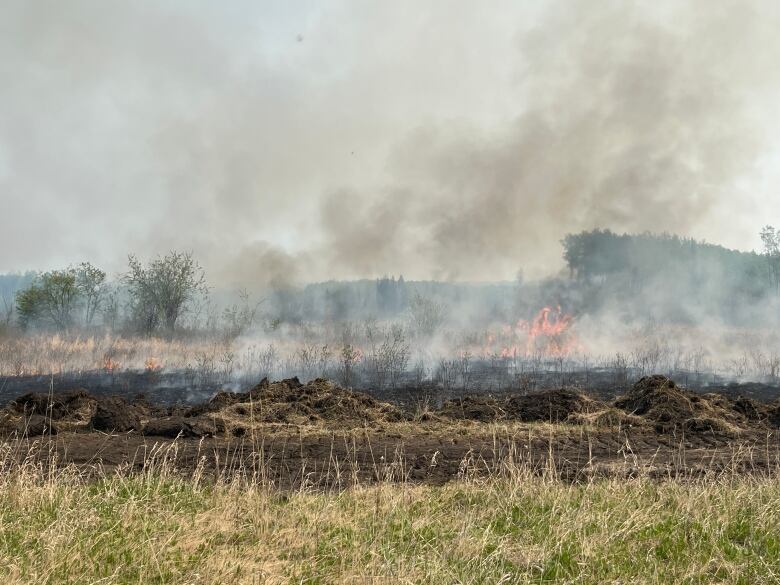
xmin=2 ymin=1 xmax=780 ymax=286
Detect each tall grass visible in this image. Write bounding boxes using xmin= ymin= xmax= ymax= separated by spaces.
xmin=0 ymin=439 xmax=777 ymax=584
xmin=0 ymin=333 xmax=217 ymax=377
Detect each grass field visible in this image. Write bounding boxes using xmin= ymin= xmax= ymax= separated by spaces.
xmin=0 ymin=447 xmax=778 ymax=585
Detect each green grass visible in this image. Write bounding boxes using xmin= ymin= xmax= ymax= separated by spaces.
xmin=0 ymin=462 xmax=778 ymax=584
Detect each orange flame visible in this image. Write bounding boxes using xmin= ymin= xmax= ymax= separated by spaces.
xmin=517 ymin=306 xmax=579 ymax=357
xmin=103 ymin=355 xmax=119 ymax=373
xmin=477 ymin=306 xmax=580 ymax=358
xmin=144 ymin=357 xmax=163 ymax=372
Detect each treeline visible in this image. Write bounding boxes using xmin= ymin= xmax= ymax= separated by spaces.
xmin=559 ymin=228 xmax=777 ymax=324
xmin=2 ymin=252 xmax=209 ymax=336
xmin=282 ymin=278 xmax=513 ymax=323
xmin=4 ymin=227 xmax=778 ymax=336
xmin=0 ymin=255 xmax=514 ymax=337
xmin=562 ymin=230 xmax=764 ymax=286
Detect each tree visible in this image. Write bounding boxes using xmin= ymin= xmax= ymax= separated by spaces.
xmin=124 ymin=251 xmax=207 ymax=334
xmin=1 ymin=294 xmax=13 ymax=328
xmin=16 ymin=270 xmax=80 ymax=330
xmin=760 ymin=225 xmax=780 ymax=294
xmin=15 ymin=284 xmax=45 ymax=330
xmin=101 ymin=288 xmax=120 ymax=331
xmin=73 ymin=262 xmax=106 ymax=326
xmin=376 ymin=275 xmax=408 ymax=315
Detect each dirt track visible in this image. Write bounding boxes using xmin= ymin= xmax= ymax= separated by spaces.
xmin=12 ymin=424 xmax=778 ymax=488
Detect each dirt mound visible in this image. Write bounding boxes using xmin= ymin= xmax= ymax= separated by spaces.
xmin=17 ymin=414 xmax=58 ymax=436
xmin=10 ymin=389 xmax=94 ymax=421
xmin=229 ymin=377 xmax=404 ymax=426
xmin=614 ymin=375 xmax=752 ymax=434
xmin=181 ymin=378 xmax=272 ymax=418
xmin=567 ymin=407 xmax=643 ymax=428
xmin=440 ymin=388 xmax=605 ymax=423
xmin=3 ymin=375 xmax=775 ymax=440
xmin=205 ymin=389 xmax=247 ymax=411
xmin=142 ymin=376 xmax=402 ymax=433
xmin=731 ymin=396 xmax=766 ymax=421
xmin=0 ymin=378 xmax=403 ymax=435
xmin=438 ymin=396 xmax=505 ymax=422
xmin=769 ymin=399 xmax=780 ymax=427
xmin=131 ymin=394 xmax=169 ymax=418
xmin=91 ymin=397 xmax=141 ymax=433
xmin=505 ymin=388 xmax=604 ymax=422
xmin=143 ymin=415 xmax=225 ymax=438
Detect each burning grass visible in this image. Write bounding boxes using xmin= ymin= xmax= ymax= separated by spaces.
xmin=5 ymin=321 xmax=780 ymax=402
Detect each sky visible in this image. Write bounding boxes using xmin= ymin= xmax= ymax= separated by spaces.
xmin=2 ymin=0 xmax=780 ymax=287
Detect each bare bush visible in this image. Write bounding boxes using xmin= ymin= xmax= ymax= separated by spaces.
xmin=435 ymin=358 xmax=457 ymax=393
xmin=366 ymin=323 xmax=410 ymax=389
xmin=223 ymin=290 xmax=264 ymax=339
xmin=339 ymin=343 xmax=362 ymax=388
xmin=409 ymin=293 xmax=447 ymax=338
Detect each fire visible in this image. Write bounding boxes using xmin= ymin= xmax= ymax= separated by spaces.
xmin=103 ymin=355 xmax=119 ymax=372
xmin=144 ymin=357 xmax=163 ymax=372
xmin=479 ymin=306 xmax=581 ymax=358
xmin=518 ymin=306 xmax=577 ymax=357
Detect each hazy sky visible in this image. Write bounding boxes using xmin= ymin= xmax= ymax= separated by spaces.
xmin=3 ymin=0 xmax=780 ymax=286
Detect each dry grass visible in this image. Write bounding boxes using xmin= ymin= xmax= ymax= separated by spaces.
xmin=0 ymin=333 xmax=220 ymax=376
xmin=5 ymin=324 xmax=780 ymax=384
xmin=0 ymin=440 xmax=777 ymax=584
xmin=0 ymin=332 xmax=336 ymax=385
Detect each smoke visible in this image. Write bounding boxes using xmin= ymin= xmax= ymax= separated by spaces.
xmin=320 ymin=1 xmax=780 ymax=281
xmin=2 ymin=1 xmax=780 ymax=285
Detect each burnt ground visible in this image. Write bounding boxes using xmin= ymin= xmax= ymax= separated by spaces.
xmin=3 ymin=365 xmax=780 ymax=407
xmin=2 ymin=375 xmax=780 ymax=487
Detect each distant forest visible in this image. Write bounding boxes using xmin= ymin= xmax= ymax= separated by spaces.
xmin=561 ymin=230 xmax=765 ymax=292
xmin=285 ymin=228 xmax=778 ymax=326
xmin=1 ymin=228 xmax=779 ymax=333
xmin=557 ymin=229 xmax=773 ymax=325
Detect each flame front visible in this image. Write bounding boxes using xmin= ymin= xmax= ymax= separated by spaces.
xmin=144 ymin=357 xmax=162 ymax=372
xmin=103 ymin=355 xmax=119 ymax=372
xmin=517 ymin=306 xmax=577 ymax=356
xmin=477 ymin=306 xmax=580 ymax=358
